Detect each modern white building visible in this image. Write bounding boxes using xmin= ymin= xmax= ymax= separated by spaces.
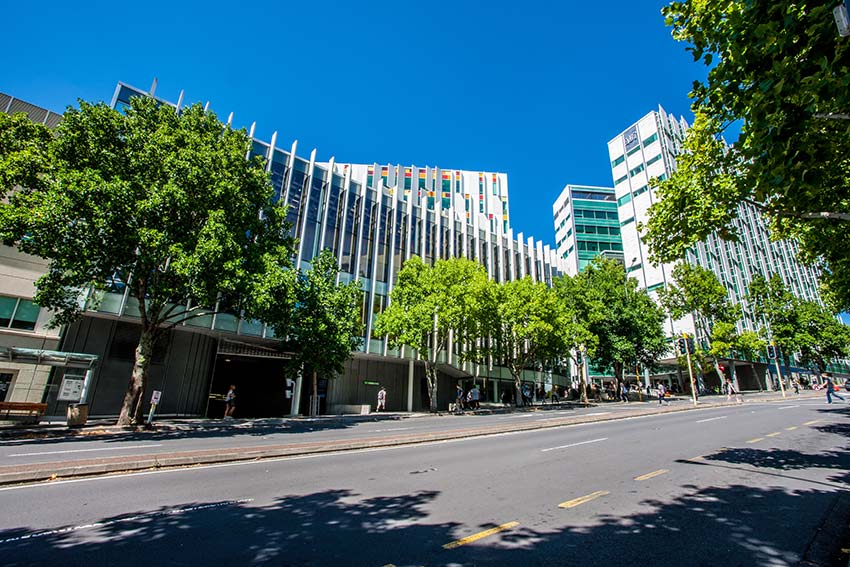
xmin=607 ymin=106 xmax=822 ymax=344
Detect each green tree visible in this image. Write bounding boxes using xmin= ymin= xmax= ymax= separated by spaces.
xmin=0 ymin=98 xmax=294 ymax=426
xmin=574 ymin=259 xmax=668 ymax=388
xmin=267 ymin=249 xmax=362 ymax=416
xmin=748 ymin=274 xmax=800 ymax=375
xmin=643 ymin=0 xmax=850 ymax=310
xmin=553 ymin=274 xmax=601 ymax=404
xmin=795 ymin=299 xmax=850 ymax=375
xmin=0 ymin=112 xmax=52 ymax=195
xmin=481 ymin=277 xmax=565 ymax=406
xmin=374 ymin=256 xmax=488 ymax=412
xmin=659 ymin=263 xmax=740 ymax=385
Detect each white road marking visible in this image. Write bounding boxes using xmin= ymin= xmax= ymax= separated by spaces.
xmin=778 ymin=405 xmax=799 ymax=409
xmin=541 ymin=437 xmax=608 ymax=452
xmin=695 ymin=416 xmax=727 ymax=424
xmin=503 ymin=414 xmax=537 ymax=419
xmin=585 ymin=412 xmax=611 ymax=416
xmin=8 ymin=444 xmax=164 ymax=457
xmin=368 ymin=427 xmax=412 ymax=433
xmin=0 ymin=499 xmax=253 ymax=545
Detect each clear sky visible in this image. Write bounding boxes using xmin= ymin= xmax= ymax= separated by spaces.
xmin=0 ymin=0 xmax=704 ymax=246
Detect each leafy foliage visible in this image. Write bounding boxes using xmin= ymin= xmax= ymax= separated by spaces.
xmin=572 ymin=259 xmax=668 ymax=383
xmin=0 ymin=98 xmax=295 ymax=424
xmin=375 ymin=256 xmax=489 ymax=412
xmin=644 ymin=0 xmax=850 ymax=310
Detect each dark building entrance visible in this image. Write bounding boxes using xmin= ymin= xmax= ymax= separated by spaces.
xmin=207 ymin=353 xmax=291 ymax=419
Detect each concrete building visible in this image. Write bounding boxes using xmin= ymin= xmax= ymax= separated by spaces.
xmin=2 ymin=82 xmax=572 ymax=417
xmin=606 ymin=106 xmax=829 ymax=387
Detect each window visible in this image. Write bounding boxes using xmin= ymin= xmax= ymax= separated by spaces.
xmin=620 ymin=217 xmax=635 ymax=226
xmin=617 ymin=193 xmax=632 ymax=207
xmin=647 ymin=283 xmax=665 ymax=293
xmin=627 ymin=145 xmax=641 ymax=157
xmin=645 ymin=154 xmax=662 ymax=167
xmin=0 ymin=296 xmax=40 ymax=331
xmin=614 ymin=175 xmax=628 ymax=185
xmin=611 ymin=155 xmax=625 ymax=167
xmin=627 ymin=262 xmax=642 ymax=273
xmin=633 ymin=185 xmax=648 ymax=197
xmin=642 ymin=133 xmax=658 ymax=147
xmin=629 ymin=163 xmax=645 ymax=177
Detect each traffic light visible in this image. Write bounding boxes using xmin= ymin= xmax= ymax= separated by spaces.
xmin=767 ymin=345 xmax=777 ymax=359
xmin=677 ymin=338 xmax=686 ymax=354
xmin=575 ymin=351 xmax=583 ymax=365
xmin=686 ymin=338 xmax=695 ymax=354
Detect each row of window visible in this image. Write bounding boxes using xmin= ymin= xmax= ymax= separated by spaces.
xmin=575 ymin=224 xmax=620 ymax=236
xmin=574 ymin=209 xmax=618 ymax=220
xmin=577 ymin=241 xmax=623 ymax=252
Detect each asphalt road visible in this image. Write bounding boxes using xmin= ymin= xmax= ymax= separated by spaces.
xmin=0 ymin=399 xmax=848 ymax=566
xmin=0 ymin=395 xmax=818 ymax=466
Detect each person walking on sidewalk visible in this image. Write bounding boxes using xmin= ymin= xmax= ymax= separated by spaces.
xmin=224 ymin=384 xmax=237 ymax=418
xmin=377 ymin=386 xmax=387 ymax=412
xmin=725 ymin=378 xmax=742 ymax=404
xmin=620 ymin=381 xmax=630 ymax=403
xmin=657 ymin=383 xmax=668 ymax=405
xmin=825 ymin=377 xmax=844 ymax=404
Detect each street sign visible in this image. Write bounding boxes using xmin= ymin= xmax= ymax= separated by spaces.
xmin=363 ymin=380 xmax=380 ymax=386
xmin=57 ymin=377 xmax=84 ymax=402
xmin=150 ymin=390 xmax=162 ymax=405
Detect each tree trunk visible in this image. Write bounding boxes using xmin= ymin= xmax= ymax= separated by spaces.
xmin=425 ymin=362 xmax=438 ymax=412
xmin=117 ymin=327 xmax=154 ymax=426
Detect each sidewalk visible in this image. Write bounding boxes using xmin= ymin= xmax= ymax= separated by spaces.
xmin=0 ymin=390 xmax=821 ymax=486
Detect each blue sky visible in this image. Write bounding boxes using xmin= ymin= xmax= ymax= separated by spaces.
xmin=0 ymin=0 xmax=702 ymax=245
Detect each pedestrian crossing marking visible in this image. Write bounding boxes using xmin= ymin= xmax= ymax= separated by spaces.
xmin=559 ymin=490 xmax=610 ymax=509
xmin=443 ymin=521 xmax=519 ymax=549
xmin=634 ymin=469 xmax=669 ymax=481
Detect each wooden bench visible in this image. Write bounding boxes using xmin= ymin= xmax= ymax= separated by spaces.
xmin=0 ymin=401 xmax=48 ymax=424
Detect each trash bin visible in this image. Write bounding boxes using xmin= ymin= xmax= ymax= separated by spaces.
xmin=67 ymin=403 xmax=88 ymax=427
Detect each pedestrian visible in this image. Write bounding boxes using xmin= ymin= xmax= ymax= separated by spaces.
xmin=793 ymin=379 xmax=800 ymax=395
xmin=470 ymin=385 xmax=480 ymax=409
xmin=537 ymin=386 xmax=546 ymax=405
xmin=825 ymin=377 xmax=844 ymax=404
xmin=224 ymin=384 xmax=237 ymax=418
xmin=377 ymin=386 xmax=387 ymax=412
xmin=592 ymin=383 xmax=602 ymax=402
xmin=551 ymin=386 xmax=560 ymax=404
xmin=620 ymin=381 xmax=630 ymax=403
xmin=521 ymin=383 xmax=532 ymax=406
xmin=501 ymin=388 xmax=511 ymax=406
xmin=455 ymin=384 xmax=465 ymax=412
xmin=657 ymin=383 xmax=668 ymax=405
xmin=725 ymin=378 xmax=742 ymax=404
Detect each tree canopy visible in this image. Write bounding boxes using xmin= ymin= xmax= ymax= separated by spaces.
xmin=375 ymin=256 xmax=489 ymax=412
xmin=643 ymin=0 xmax=850 ymax=310
xmin=0 ymin=98 xmax=295 ymax=425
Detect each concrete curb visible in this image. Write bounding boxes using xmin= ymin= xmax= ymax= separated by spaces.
xmin=0 ymin=393 xmax=821 ymax=487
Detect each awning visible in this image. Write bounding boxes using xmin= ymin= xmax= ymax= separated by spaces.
xmin=0 ymin=346 xmax=99 ymax=369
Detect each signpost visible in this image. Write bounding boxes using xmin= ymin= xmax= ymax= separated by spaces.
xmin=147 ymin=390 xmax=162 ymax=423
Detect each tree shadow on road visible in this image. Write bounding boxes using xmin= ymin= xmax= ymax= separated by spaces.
xmin=1 ymin=481 xmax=847 ymax=566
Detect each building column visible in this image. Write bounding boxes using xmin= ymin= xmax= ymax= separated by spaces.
xmin=407 ymin=359 xmax=414 ymax=412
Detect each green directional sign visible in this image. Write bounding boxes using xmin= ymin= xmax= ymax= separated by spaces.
xmin=363 ymin=380 xmax=380 ymax=386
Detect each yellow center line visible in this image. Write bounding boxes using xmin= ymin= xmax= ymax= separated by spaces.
xmin=804 ymin=419 xmax=822 ymax=426
xmin=634 ymin=469 xmax=669 ymax=481
xmin=688 ymin=455 xmax=706 ymax=461
xmin=747 ymin=437 xmax=764 ymax=444
xmin=559 ymin=490 xmax=610 ymax=509
xmin=785 ymin=426 xmax=798 ymax=431
xmin=766 ymin=432 xmax=781 ymax=437
xmin=442 ymin=521 xmax=519 ymax=550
